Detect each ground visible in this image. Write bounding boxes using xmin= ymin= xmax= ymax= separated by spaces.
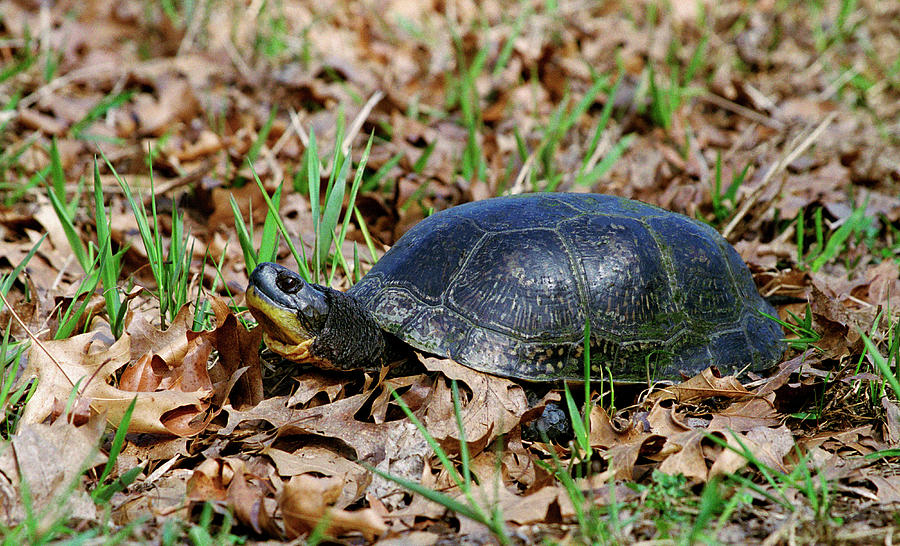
xmin=0 ymin=0 xmax=899 ymax=544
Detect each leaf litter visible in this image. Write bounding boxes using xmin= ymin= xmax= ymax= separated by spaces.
xmin=0 ymin=0 xmax=899 ymax=543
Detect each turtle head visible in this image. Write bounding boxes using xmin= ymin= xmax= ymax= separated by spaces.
xmin=246 ymin=262 xmax=387 ymax=371
xmin=247 ymin=262 xmax=328 ymax=348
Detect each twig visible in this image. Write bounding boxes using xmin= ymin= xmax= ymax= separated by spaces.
xmin=288 ymin=108 xmax=310 ymax=148
xmin=722 ymin=111 xmax=837 ymax=239
xmin=224 ymin=38 xmax=256 ymax=84
xmin=582 ymin=125 xmax=617 ymax=174
xmin=508 ymin=151 xmax=536 ymax=195
xmin=817 ymin=64 xmax=859 ymax=101
xmin=699 ymin=93 xmax=784 ymax=130
xmin=270 ymin=110 xmax=300 ymax=158
xmin=341 ymin=90 xmax=384 ymax=156
xmin=0 ymin=289 xmax=78 ymax=391
xmin=95 ymin=152 xmax=214 ymax=205
xmin=177 ymin=0 xmax=208 ymax=57
xmin=20 ymin=62 xmax=123 ymax=109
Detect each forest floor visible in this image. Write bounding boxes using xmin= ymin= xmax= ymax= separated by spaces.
xmin=0 ymin=0 xmax=899 ymax=543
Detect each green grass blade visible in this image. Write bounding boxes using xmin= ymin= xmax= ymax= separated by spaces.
xmin=810 ymin=202 xmax=868 ymax=272
xmin=93 ymin=159 xmax=123 ymax=337
xmin=103 ymin=150 xmax=164 ymax=292
xmin=42 ymin=144 xmax=90 ymax=272
xmin=329 ymin=133 xmax=373 ymax=285
xmin=451 ymin=380 xmax=471 ymax=488
xmin=0 ymin=233 xmax=46 ymax=297
xmin=365 ymin=464 xmax=486 ymax=524
xmin=412 ymin=140 xmax=436 ymax=174
xmin=247 ymin=105 xmax=277 ymax=164
xmin=55 ymin=255 xmax=103 ymax=339
xmin=230 ymin=194 xmax=258 ymax=272
xmin=258 ymin=183 xmax=283 ymax=264
xmin=318 ymin=157 xmax=349 ymax=282
xmin=389 ymin=389 xmax=465 ymax=489
xmin=48 ymin=138 xmax=68 ymax=211
xmin=251 ymin=166 xmax=311 ymax=281
xmin=861 ymin=328 xmax=900 ymax=399
xmin=576 ymin=133 xmax=635 ymax=187
xmin=361 ymin=152 xmax=403 ymax=193
xmin=580 ymin=69 xmax=623 ymax=175
xmin=353 ymin=206 xmax=380 ymax=266
xmin=70 ymin=91 xmax=134 ymax=139
xmin=307 ymin=129 xmax=321 ymax=234
xmin=92 ymin=397 xmax=139 ymax=502
xmin=563 ymin=382 xmax=589 ymax=456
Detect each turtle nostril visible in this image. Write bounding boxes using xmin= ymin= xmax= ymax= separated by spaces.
xmin=276 ymin=273 xmax=302 ymax=294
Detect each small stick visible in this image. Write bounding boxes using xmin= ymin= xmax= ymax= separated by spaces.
xmin=722 ymin=111 xmax=837 ymax=240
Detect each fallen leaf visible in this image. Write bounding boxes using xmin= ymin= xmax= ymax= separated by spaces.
xmin=883 ymin=397 xmax=900 ymax=447
xmin=219 ymin=396 xmax=297 ymax=435
xmin=264 ymin=446 xmax=369 ymax=508
xmin=589 ymin=405 xmax=645 ymax=448
xmin=657 ymin=430 xmax=721 ymax=481
xmin=867 ymin=475 xmax=900 ymax=505
xmin=279 ymin=474 xmax=387 ymax=541
xmin=601 ymin=434 xmax=667 ymax=481
xmin=268 ymin=392 xmax=407 ymax=466
xmin=646 ymin=398 xmax=692 ymax=437
xmin=709 ymin=425 xmax=794 ymax=478
xmin=420 ymin=356 xmax=529 ymax=451
xmin=367 ymin=421 xmax=430 ymax=510
xmin=651 ymin=368 xmax=751 ymax=403
xmin=132 ymin=74 xmax=200 ymax=136
xmin=186 ymin=458 xmax=229 ymax=502
xmin=125 ymin=305 xmax=197 ymax=368
xmin=19 ymin=330 xmax=211 ymax=435
xmin=708 ymin=393 xmax=782 ymax=431
xmin=226 ymin=458 xmax=280 ymax=536
xmin=0 ymin=413 xmax=106 ymax=528
xmin=211 ymin=297 xmax=264 ymax=408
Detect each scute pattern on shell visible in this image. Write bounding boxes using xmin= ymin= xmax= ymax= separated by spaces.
xmin=348 ymin=193 xmax=783 ymax=382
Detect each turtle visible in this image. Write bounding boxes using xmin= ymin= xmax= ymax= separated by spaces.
xmin=245 ymin=192 xmax=784 ymax=385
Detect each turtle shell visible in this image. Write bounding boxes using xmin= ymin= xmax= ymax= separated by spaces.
xmin=348 ymin=193 xmax=783 ymax=382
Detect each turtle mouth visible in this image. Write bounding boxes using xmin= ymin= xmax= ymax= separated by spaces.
xmin=258 ymin=334 xmax=335 ymax=369
xmin=246 ymin=285 xmax=315 ymax=347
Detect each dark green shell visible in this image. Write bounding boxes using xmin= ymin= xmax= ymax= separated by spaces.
xmin=348 ymin=193 xmax=783 ymax=382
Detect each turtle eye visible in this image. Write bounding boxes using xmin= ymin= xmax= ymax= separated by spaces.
xmin=276 ymin=273 xmax=302 ymax=294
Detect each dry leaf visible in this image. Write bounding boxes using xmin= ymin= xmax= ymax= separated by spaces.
xmin=589 ymin=405 xmax=645 ymax=448
xmin=708 ymin=393 xmax=782 ymax=431
xmin=420 ymin=356 xmax=529 ymax=449
xmin=867 ymin=475 xmax=900 ymax=505
xmin=264 ymin=446 xmax=369 ymax=509
xmin=279 ymin=474 xmax=387 ymax=541
xmin=211 ymin=297 xmax=264 ymax=408
xmin=883 ymin=397 xmax=900 ymax=447
xmin=653 ymin=368 xmax=751 ymax=403
xmin=0 ymin=413 xmax=106 ymax=528
xmin=19 ymin=330 xmax=211 ymax=435
xmin=709 ymin=425 xmax=794 ymax=478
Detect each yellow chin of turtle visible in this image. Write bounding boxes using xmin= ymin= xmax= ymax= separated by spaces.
xmin=262 ymin=334 xmax=337 ymax=369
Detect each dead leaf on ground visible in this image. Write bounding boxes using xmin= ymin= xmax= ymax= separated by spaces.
xmin=264 ymin=446 xmax=369 ymax=509
xmin=709 ymin=425 xmax=795 ymax=478
xmin=420 ymin=356 xmax=529 ymax=451
xmin=657 ymin=429 xmax=723 ymax=481
xmin=650 ymin=367 xmax=751 ymax=403
xmin=589 ymin=405 xmax=646 ymax=448
xmin=187 ymin=457 xmax=280 ymax=535
xmin=18 ymin=330 xmax=211 ymax=434
xmin=866 ymin=474 xmax=900 ymax=505
xmin=279 ymin=474 xmax=387 ymax=541
xmin=0 ymin=413 xmax=106 ymax=528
